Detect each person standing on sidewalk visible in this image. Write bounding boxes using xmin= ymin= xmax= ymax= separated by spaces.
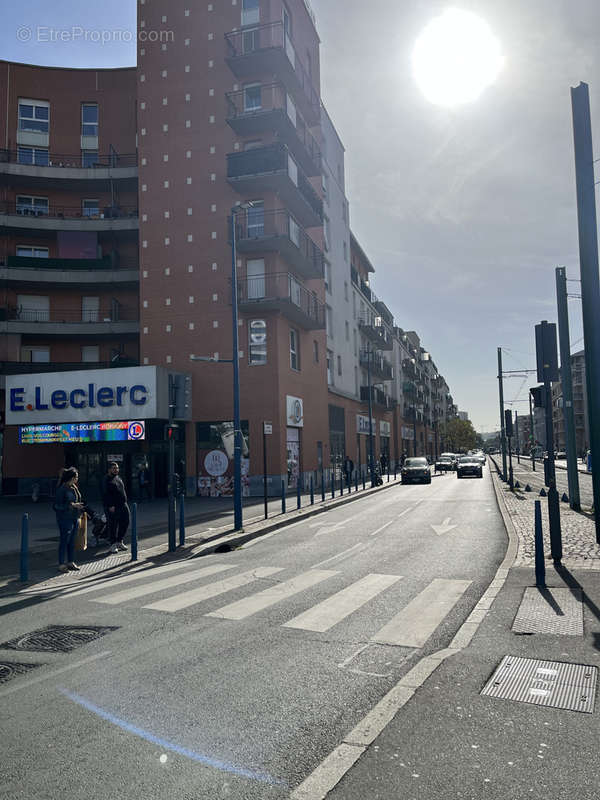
xmin=54 ymin=467 xmax=84 ymax=572
xmin=101 ymin=462 xmax=130 ymax=553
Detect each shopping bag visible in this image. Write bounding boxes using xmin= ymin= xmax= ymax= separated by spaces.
xmin=75 ymin=514 xmax=88 ymax=551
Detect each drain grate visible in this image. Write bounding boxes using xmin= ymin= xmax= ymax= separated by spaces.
xmin=512 ymin=588 xmax=583 ymax=636
xmin=482 ymin=655 xmax=597 ymax=713
xmin=0 ymin=662 xmax=40 ymax=685
xmin=0 ymin=625 xmax=118 ymax=654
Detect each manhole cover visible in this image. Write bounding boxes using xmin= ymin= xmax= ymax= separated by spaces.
xmin=512 ymin=588 xmax=583 ymax=636
xmin=0 ymin=662 xmax=40 ymax=685
xmin=0 ymin=625 xmax=118 ymax=653
xmin=481 ymin=655 xmax=597 ymax=713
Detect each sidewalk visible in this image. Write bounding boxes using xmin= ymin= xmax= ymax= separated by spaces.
xmin=294 ymin=460 xmax=600 ymax=800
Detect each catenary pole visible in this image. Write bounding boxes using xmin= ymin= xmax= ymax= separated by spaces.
xmin=497 ymin=347 xmax=507 ymax=480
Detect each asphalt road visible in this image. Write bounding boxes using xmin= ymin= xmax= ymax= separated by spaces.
xmin=0 ymin=469 xmax=507 ymax=799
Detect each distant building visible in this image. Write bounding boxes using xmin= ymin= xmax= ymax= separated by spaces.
xmin=458 ymin=411 xmax=469 ymax=422
xmin=552 ymin=350 xmax=589 ymax=456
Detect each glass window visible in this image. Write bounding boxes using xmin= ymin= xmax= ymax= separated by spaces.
xmin=290 ymin=328 xmax=299 ymax=371
xmin=287 ymin=154 xmax=298 ymax=186
xmin=243 ymin=84 xmax=262 ymax=111
xmin=288 ymin=215 xmax=300 ymax=247
xmin=248 ymin=319 xmax=267 ymax=365
xmin=337 ymin=355 xmax=342 ymax=376
xmin=16 ymin=195 xmax=49 ymax=216
xmin=18 ymin=101 xmax=49 ymax=133
xmin=17 ymin=146 xmax=49 ymax=166
xmin=17 ymin=294 xmax=49 ymax=321
xmin=82 ymin=296 xmax=100 ymax=322
xmin=323 ymin=215 xmax=330 ymax=250
xmin=82 ymin=199 xmax=100 ymax=217
xmin=324 ymin=261 xmax=331 ymax=292
xmin=345 ymin=321 xmax=350 ymax=341
xmin=82 ymin=345 xmax=100 ymax=362
xmin=313 ymin=340 xmax=319 ymax=363
xmin=327 ymin=350 xmax=333 ymax=385
xmin=326 ymin=305 xmax=333 ymax=337
xmin=242 ymin=0 xmax=260 ymax=25
xmin=246 ymin=201 xmax=264 ymax=237
xmin=82 ymin=104 xmax=98 ymax=136
xmin=82 ymin=151 xmax=99 ymax=168
xmin=21 ymin=346 xmax=50 ymax=363
xmin=16 ymin=246 xmax=49 ymax=258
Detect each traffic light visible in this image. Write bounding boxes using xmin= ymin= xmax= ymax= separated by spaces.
xmin=504 ymin=409 xmax=513 ymax=438
xmin=164 ymin=423 xmax=179 ymax=441
xmin=530 ymin=386 xmax=545 ymax=408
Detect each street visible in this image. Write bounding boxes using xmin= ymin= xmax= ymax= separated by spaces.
xmin=1 ymin=471 xmax=506 ymax=799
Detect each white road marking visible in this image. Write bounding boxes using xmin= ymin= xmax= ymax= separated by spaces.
xmin=311 ymin=542 xmax=365 ymax=569
xmin=371 ymin=578 xmax=472 ymax=647
xmin=397 ymin=507 xmax=413 ymax=519
xmin=430 ymin=517 xmax=458 ymax=536
xmin=0 ymin=651 xmax=111 ymax=699
xmin=142 ymin=567 xmax=284 ymax=612
xmin=283 ymin=573 xmax=402 ymax=632
xmin=206 ymin=569 xmax=338 ymax=620
xmin=94 ymin=563 xmax=236 ymax=605
xmin=369 ymin=520 xmax=394 ymax=537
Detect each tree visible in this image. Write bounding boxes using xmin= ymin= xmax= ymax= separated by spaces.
xmin=440 ymin=418 xmax=477 ymax=453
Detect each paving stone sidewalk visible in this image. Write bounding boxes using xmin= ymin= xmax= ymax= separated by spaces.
xmin=491 ymin=461 xmax=600 ymax=570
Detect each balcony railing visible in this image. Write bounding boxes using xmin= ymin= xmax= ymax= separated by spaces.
xmin=359 ymin=353 xmax=393 ymax=381
xmin=237 ymin=271 xmax=325 ymax=329
xmin=2 ymin=305 xmax=138 ymax=323
xmin=2 ymin=254 xmax=138 ymax=270
xmin=360 ymin=385 xmax=395 ymax=410
xmin=0 ymin=201 xmax=138 ymax=220
xmin=0 ymin=358 xmax=139 ymax=375
xmin=358 ymin=316 xmax=393 ymax=350
xmin=234 ymin=208 xmax=323 ymax=279
xmin=225 ymin=83 xmax=320 ymax=175
xmin=0 ymin=149 xmax=137 ymax=169
xmin=224 ymin=21 xmax=319 ymax=122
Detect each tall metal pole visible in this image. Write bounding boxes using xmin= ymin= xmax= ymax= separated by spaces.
xmin=515 ymin=411 xmax=520 ymax=464
xmin=167 ymin=374 xmax=176 ymax=551
xmin=529 ymin=390 xmax=536 ymax=471
xmin=571 ymin=82 xmax=600 ymax=540
xmin=556 ymin=266 xmax=581 ymax=510
xmin=497 ymin=347 xmax=507 ymax=480
xmin=367 ymin=348 xmax=375 ymax=487
xmin=231 ymin=209 xmax=243 ymax=531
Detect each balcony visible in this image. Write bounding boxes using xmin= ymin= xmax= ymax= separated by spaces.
xmin=0 ymin=201 xmax=138 ymax=232
xmin=226 ymin=83 xmax=321 ymax=176
xmin=0 ymin=255 xmax=138 ymax=287
xmin=237 ymin=271 xmax=325 ymax=330
xmin=227 ymin=144 xmax=322 ymax=229
xmin=0 ymin=304 xmax=139 ymax=336
xmin=225 ymin=22 xmax=320 ymax=124
xmin=0 ymin=358 xmax=139 ymax=375
xmin=403 ymin=380 xmax=417 ymax=397
xmin=359 ymin=353 xmax=394 ymax=381
xmin=0 ymin=149 xmax=137 ymax=189
xmin=360 ymin=385 xmax=395 ymax=410
xmin=234 ymin=209 xmax=323 ymax=280
xmin=358 ymin=316 xmax=393 ymax=350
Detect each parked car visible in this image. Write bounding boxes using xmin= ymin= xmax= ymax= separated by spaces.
xmin=555 ymin=451 xmax=567 ymax=460
xmin=457 ymin=455 xmax=483 ymax=479
xmin=435 ymin=454 xmax=455 ymax=472
xmin=401 ymin=457 xmax=432 ymax=484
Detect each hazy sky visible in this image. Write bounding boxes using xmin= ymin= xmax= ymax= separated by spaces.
xmin=2 ymin=0 xmax=599 ymax=431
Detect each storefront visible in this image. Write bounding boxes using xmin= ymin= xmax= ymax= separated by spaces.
xmin=3 ymin=366 xmax=190 ymax=498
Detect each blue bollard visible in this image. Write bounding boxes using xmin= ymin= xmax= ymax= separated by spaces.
xmin=310 ymin=476 xmax=314 ymax=505
xmin=179 ymin=493 xmax=185 ymax=547
xmin=297 ymin=480 xmax=301 ymax=510
xmin=355 ymin=471 xmax=359 ymax=492
xmin=331 ymin=471 xmax=335 ymax=499
xmin=321 ymin=469 xmax=325 ymax=503
xmin=20 ymin=513 xmax=29 ymax=582
xmin=534 ymin=500 xmax=545 ymax=587
xmin=131 ymin=503 xmax=138 ymax=561
xmin=281 ymin=480 xmax=286 ymax=515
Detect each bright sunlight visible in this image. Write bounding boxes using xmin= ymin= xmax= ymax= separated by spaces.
xmin=412 ymin=8 xmax=504 ymax=107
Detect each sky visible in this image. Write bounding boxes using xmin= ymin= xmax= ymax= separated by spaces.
xmin=2 ymin=0 xmax=599 ymax=432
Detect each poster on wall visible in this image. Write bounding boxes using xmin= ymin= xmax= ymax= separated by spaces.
xmin=196 ymin=420 xmax=250 ymax=497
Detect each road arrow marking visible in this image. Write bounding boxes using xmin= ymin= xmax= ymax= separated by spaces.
xmin=431 ymin=517 xmax=458 ymax=536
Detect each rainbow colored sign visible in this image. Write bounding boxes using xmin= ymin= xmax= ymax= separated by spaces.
xmin=18 ymin=420 xmax=146 ymax=444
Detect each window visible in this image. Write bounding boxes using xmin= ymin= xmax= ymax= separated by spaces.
xmin=286 ymin=94 xmax=297 ymax=126
xmin=244 ymin=139 xmax=263 ymax=150
xmin=353 ymin=328 xmax=357 ymax=356
xmin=327 ymin=350 xmax=333 ymax=385
xmin=18 ymin=100 xmax=49 ymax=133
xmin=337 ymin=355 xmax=342 ymax=376
xmin=313 ymin=340 xmax=319 ymax=363
xmin=344 ymin=281 xmax=349 ymax=301
xmin=81 ymin=151 xmax=98 ymax=168
xmin=249 ymin=319 xmax=267 ymax=365
xmin=246 ymin=201 xmax=264 ymax=237
xmin=288 ymin=215 xmax=300 ymax=247
xmin=16 ymin=195 xmax=48 ymax=216
xmin=243 ymin=83 xmax=262 ymax=112
xmin=290 ymin=328 xmax=300 ymax=370
xmin=242 ymin=0 xmax=260 ymax=25
xmin=81 ymin=345 xmax=99 ymax=363
xmin=323 ymin=215 xmax=330 ymax=250
xmin=21 ymin=346 xmax=50 ymax=363
xmin=324 ymin=261 xmax=332 ymax=292
xmin=326 ymin=305 xmax=333 ymax=338
xmin=343 ymin=240 xmax=348 ymax=262
xmin=289 ymin=275 xmax=302 ymax=307
xmin=16 ymin=246 xmax=48 ymax=258
xmin=17 ymin=294 xmax=49 ymax=321
xmin=82 ymin=199 xmax=100 ymax=217
xmin=287 ymin=154 xmax=298 ymax=185
xmin=82 ymin=296 xmax=100 ymax=322
xmin=345 ymin=321 xmax=350 ymax=341
xmin=17 ymin=146 xmax=49 ymax=166
xmin=81 ymin=104 xmax=98 ymax=136
xmin=246 ymin=258 xmax=265 ymax=299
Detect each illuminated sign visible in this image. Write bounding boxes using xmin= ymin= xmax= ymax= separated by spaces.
xmin=18 ymin=420 xmax=146 ymax=444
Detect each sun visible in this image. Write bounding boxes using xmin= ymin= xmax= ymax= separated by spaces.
xmin=412 ymin=8 xmax=504 ymax=107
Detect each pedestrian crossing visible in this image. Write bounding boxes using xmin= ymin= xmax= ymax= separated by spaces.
xmin=59 ymin=558 xmax=473 ymax=648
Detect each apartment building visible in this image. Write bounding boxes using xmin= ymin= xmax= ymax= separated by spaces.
xmin=552 ymin=350 xmax=589 ymax=456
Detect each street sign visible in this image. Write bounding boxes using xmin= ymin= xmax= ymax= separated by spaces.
xmin=263 ymin=421 xmax=273 ymax=435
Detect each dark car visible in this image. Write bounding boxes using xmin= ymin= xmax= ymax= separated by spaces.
xmin=401 ymin=457 xmax=432 ymax=484
xmin=435 ymin=453 xmax=455 ymax=472
xmin=457 ymin=455 xmax=483 ymax=479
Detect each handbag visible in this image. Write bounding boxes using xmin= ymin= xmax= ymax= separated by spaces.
xmin=73 ymin=486 xmax=88 ymax=552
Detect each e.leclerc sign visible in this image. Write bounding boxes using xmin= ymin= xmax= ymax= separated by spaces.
xmin=5 ymin=367 xmax=164 ymax=425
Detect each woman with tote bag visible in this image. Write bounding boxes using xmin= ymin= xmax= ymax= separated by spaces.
xmin=54 ymin=468 xmax=85 ymax=572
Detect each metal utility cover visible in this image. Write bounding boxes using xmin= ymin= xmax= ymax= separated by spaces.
xmin=0 ymin=625 xmax=118 ymax=653
xmin=512 ymin=588 xmax=583 ymax=636
xmin=0 ymin=662 xmax=40 ymax=685
xmin=481 ymin=655 xmax=597 ymax=713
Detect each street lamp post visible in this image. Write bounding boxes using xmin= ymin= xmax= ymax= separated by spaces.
xmin=230 ymin=207 xmax=243 ymax=532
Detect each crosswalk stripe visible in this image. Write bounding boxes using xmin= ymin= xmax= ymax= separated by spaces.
xmin=206 ymin=569 xmax=339 ymax=621
xmin=94 ymin=563 xmax=237 ymax=605
xmin=142 ymin=567 xmax=285 ymax=612
xmin=371 ymin=578 xmax=472 ymax=647
xmin=60 ymin=559 xmax=225 ymax=599
xmin=283 ymin=573 xmax=402 ymax=632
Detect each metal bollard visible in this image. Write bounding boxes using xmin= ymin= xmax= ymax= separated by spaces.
xmin=297 ymin=479 xmax=301 ymax=510
xmin=355 ymin=471 xmax=359 ymax=492
xmin=339 ymin=472 xmax=343 ymax=497
xmin=310 ymin=476 xmax=314 ymax=505
xmin=331 ymin=471 xmax=335 ymax=499
xmin=387 ymin=465 xmax=390 ymax=482
xmin=534 ymin=500 xmax=545 ymax=587
xmin=179 ymin=493 xmax=185 ymax=547
xmin=131 ymin=503 xmax=138 ymax=561
xmin=20 ymin=513 xmax=29 ymax=582
xmin=394 ymin=464 xmax=397 ymax=480
xmin=321 ymin=469 xmax=325 ymax=503
xmin=281 ymin=480 xmax=286 ymax=515
xmin=362 ymin=470 xmax=366 ymax=491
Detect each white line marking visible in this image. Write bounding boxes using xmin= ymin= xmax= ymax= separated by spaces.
xmin=94 ymin=563 xmax=236 ymax=605
xmin=283 ymin=574 xmax=402 ymax=632
xmin=311 ymin=542 xmax=365 ymax=569
xmin=290 ymin=743 xmax=366 ymax=800
xmin=338 ymin=643 xmax=370 ymax=670
xmin=142 ymin=567 xmax=284 ymax=612
xmin=0 ymin=651 xmax=111 ymax=699
xmin=371 ymin=578 xmax=472 ymax=647
xmin=206 ymin=570 xmax=338 ymax=620
xmin=369 ymin=520 xmax=394 ymax=537
xmin=396 ymin=507 xmax=413 ymax=519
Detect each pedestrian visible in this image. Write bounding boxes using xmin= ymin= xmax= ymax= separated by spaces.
xmin=138 ymin=463 xmax=152 ymax=502
xmin=53 ymin=467 xmax=84 ymax=572
xmin=380 ymin=453 xmax=388 ymax=474
xmin=343 ymin=454 xmax=354 ymax=487
xmin=101 ymin=462 xmax=130 ymax=553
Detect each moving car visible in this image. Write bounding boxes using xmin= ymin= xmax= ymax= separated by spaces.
xmin=435 ymin=454 xmax=455 ymax=472
xmin=456 ymin=455 xmax=483 ymax=479
xmin=401 ymin=457 xmax=432 ymax=484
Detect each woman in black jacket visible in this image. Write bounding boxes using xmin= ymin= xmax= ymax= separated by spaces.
xmin=54 ymin=467 xmax=84 ymax=572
